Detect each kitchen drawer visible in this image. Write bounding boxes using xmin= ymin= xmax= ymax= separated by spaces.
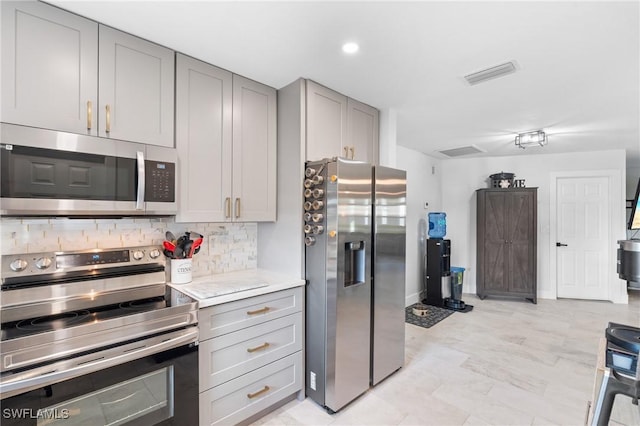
xmin=199 ymin=351 xmax=302 ymax=426
xmin=199 ymin=287 xmax=303 ymax=340
xmin=199 ymin=313 xmax=302 ymax=391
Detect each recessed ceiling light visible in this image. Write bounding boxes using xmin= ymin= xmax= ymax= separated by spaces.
xmin=342 ymin=42 xmax=359 ymax=54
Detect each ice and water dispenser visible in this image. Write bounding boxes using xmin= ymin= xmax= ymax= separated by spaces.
xmin=423 ymin=212 xmax=471 ymax=311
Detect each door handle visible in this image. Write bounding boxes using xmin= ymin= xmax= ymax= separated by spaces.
xmin=556 ymin=242 xmax=568 ymax=247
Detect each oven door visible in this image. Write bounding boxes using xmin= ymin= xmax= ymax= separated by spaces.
xmin=0 ymin=331 xmax=198 ymax=426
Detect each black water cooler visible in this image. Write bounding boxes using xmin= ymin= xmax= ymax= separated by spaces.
xmin=423 ymin=239 xmax=450 ymax=307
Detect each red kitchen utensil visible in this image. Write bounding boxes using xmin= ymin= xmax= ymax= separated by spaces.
xmin=189 ymin=237 xmax=203 ymax=258
xmin=163 ymin=240 xmax=176 ymax=253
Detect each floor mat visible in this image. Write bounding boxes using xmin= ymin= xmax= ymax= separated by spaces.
xmin=405 ymin=303 xmax=454 ymax=328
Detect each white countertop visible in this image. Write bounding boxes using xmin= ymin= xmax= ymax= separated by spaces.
xmin=167 ymin=269 xmax=305 ymax=308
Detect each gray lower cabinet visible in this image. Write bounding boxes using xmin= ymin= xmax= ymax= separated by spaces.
xmin=1 ymin=1 xmax=175 ymax=147
xmin=198 ymin=287 xmax=304 ymax=425
xmin=476 ymin=188 xmax=537 ymax=303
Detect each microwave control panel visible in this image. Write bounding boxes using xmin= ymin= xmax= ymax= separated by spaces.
xmin=145 ymin=160 xmax=176 ymax=202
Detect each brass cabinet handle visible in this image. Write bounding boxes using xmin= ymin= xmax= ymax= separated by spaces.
xmin=225 ymin=197 xmax=231 ymax=219
xmin=247 ymin=342 xmax=270 ymax=353
xmin=349 ymin=146 xmax=355 ymax=159
xmin=246 ymin=306 xmax=270 ymax=315
xmin=87 ymin=101 xmax=92 ymax=130
xmin=105 ymin=104 xmax=111 ymax=133
xmin=235 ymin=198 xmax=240 ymax=219
xmin=247 ymin=385 xmax=270 ymax=399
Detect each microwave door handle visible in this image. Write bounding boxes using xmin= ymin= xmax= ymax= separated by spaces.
xmin=136 ymin=151 xmax=145 ymax=210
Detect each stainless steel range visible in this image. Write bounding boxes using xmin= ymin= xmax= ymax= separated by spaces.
xmin=0 ymin=246 xmax=199 ymax=425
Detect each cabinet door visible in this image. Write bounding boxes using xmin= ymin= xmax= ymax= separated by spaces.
xmin=506 ymin=191 xmax=536 ymax=294
xmin=232 ymin=75 xmax=277 ymax=222
xmin=98 ymin=25 xmax=175 ymax=147
xmin=481 ymin=191 xmax=509 ymax=292
xmin=305 ymin=80 xmax=347 ymax=161
xmin=347 ymin=98 xmax=379 ymax=163
xmin=175 ymin=54 xmax=233 ymax=223
xmin=1 ymin=1 xmax=98 ymax=135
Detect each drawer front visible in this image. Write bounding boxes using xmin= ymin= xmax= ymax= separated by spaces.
xmin=199 ymin=287 xmax=303 ymax=340
xmin=199 ymin=351 xmax=303 ymax=426
xmin=199 ymin=313 xmax=302 ymax=391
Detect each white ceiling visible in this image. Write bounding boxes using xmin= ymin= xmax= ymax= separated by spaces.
xmin=49 ymin=0 xmax=640 ymax=166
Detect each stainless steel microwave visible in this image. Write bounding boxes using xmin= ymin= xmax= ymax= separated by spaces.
xmin=0 ymin=124 xmax=176 ymax=216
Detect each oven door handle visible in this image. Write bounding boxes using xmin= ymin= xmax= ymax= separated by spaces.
xmin=136 ymin=150 xmax=145 ymax=210
xmin=0 ymin=328 xmax=198 ymax=399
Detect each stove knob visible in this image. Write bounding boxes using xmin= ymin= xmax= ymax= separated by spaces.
xmin=149 ymin=249 xmax=161 ymax=259
xmin=35 ymin=257 xmax=52 ymax=270
xmin=9 ymin=259 xmax=28 ymax=272
xmin=132 ymin=250 xmax=145 ymax=260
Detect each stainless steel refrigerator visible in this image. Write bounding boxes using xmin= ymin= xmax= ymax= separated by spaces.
xmin=303 ymin=158 xmax=406 ymax=413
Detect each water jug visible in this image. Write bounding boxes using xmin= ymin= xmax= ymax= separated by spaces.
xmin=428 ymin=212 xmax=447 ymax=238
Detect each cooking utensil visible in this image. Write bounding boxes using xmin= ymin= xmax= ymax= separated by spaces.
xmin=188 ymin=237 xmax=203 ymax=258
xmin=174 ymin=240 xmax=185 ymax=259
xmin=163 ymin=240 xmax=176 ymax=252
xmin=183 ymin=241 xmax=193 ymax=259
xmin=165 ymin=230 xmax=177 ymax=243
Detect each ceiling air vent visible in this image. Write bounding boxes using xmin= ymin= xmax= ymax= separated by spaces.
xmin=464 ymin=61 xmax=517 ymax=85
xmin=439 ymin=145 xmax=484 ymax=157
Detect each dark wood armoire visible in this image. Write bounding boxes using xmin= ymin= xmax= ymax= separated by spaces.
xmin=476 ymin=188 xmax=537 ymax=303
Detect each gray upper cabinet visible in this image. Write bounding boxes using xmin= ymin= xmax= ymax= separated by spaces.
xmin=306 ymin=81 xmax=347 ymax=162
xmin=305 ymin=80 xmax=379 ymax=163
xmin=1 ymin=1 xmax=98 ymax=135
xmin=232 ymin=75 xmax=277 ymax=222
xmin=175 ymin=54 xmax=232 ymax=223
xmin=347 ymin=98 xmax=379 ymax=164
xmin=1 ymin=1 xmax=174 ymax=147
xmin=98 ymin=26 xmax=175 ymax=147
xmin=175 ymin=55 xmax=276 ymax=223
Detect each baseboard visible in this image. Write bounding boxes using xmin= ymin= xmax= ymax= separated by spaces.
xmin=405 ymin=292 xmax=420 ymax=307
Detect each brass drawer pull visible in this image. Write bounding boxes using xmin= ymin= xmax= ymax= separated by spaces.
xmin=247 ymin=342 xmax=270 ymax=353
xmin=246 ymin=306 xmax=270 ymax=316
xmin=247 ymin=385 xmax=270 ymax=399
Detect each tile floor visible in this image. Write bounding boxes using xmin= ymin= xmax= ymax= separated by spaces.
xmin=252 ymin=292 xmax=640 ymax=425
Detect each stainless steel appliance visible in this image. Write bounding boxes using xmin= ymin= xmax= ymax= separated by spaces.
xmin=371 ymin=166 xmax=406 ymax=386
xmin=303 ymin=158 xmax=406 ymax=412
xmin=617 ymin=239 xmax=640 ymax=284
xmin=0 ymin=246 xmax=198 ymax=425
xmin=0 ymin=123 xmax=176 ymax=216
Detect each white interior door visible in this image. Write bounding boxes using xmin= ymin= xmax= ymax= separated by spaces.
xmin=556 ymin=176 xmax=610 ymax=300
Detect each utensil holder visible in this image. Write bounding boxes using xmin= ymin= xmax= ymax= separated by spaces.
xmin=170 ymin=258 xmax=192 ymax=284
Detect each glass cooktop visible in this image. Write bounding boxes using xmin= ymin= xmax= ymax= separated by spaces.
xmin=0 ymin=296 xmax=167 ymax=342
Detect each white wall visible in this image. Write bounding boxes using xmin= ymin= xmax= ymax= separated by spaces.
xmin=397 ymin=146 xmax=442 ymax=306
xmin=440 ymin=149 xmax=627 ymax=303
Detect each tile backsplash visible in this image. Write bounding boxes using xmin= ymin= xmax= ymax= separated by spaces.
xmin=0 ymin=217 xmax=257 ymax=277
